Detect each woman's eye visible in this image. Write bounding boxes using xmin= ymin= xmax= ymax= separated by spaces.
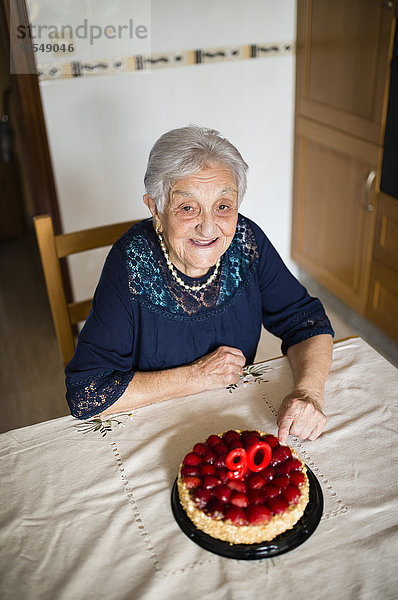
xmin=218 ymin=204 xmax=229 ymax=211
xmin=179 ymin=205 xmax=198 ymax=217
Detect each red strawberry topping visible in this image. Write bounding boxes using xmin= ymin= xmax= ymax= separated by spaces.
xmin=193 ymin=442 xmax=207 ymax=457
xmin=203 ymin=450 xmax=217 ymax=464
xmin=284 ymin=458 xmax=302 ymax=472
xmin=230 ymin=492 xmax=249 ymax=507
xmin=181 ymin=431 xmax=307 ymax=530
xmin=206 ymin=497 xmax=225 ymax=519
xmin=262 ymin=434 xmax=279 ymax=448
xmin=200 ymin=464 xmax=217 ymax=476
xmin=181 ymin=466 xmax=200 ymax=478
xmin=273 ymin=475 xmax=290 ymax=490
xmin=248 ymin=489 xmax=266 ymax=505
xmin=203 ymin=475 xmax=220 ymax=490
xmin=290 ymin=471 xmax=306 ymax=487
xmin=248 ymin=475 xmax=266 ymax=490
xmin=270 ymin=445 xmax=292 ymax=466
xmin=275 ymin=462 xmax=291 ymax=476
xmin=242 ymin=430 xmax=260 ymax=440
xmin=282 ymin=485 xmax=301 ymax=504
xmin=183 ymin=476 xmax=201 ymax=489
xmin=214 ymin=454 xmax=227 ymax=469
xmin=207 ymin=434 xmax=223 ymax=447
xmin=243 ymin=434 xmax=261 ymax=449
xmin=247 ymin=505 xmax=272 ymax=525
xmin=213 ymin=484 xmax=232 ymax=503
xmin=191 ymin=488 xmax=211 ymax=509
xmin=262 ymin=485 xmax=280 ymax=499
xmin=243 ymin=468 xmax=255 ymax=480
xmin=228 ymin=439 xmax=244 ymax=449
xmin=260 ymin=466 xmax=275 ymax=482
xmin=217 ymin=468 xmax=228 ymax=483
xmin=183 ymin=452 xmax=202 ymax=466
xmin=227 ymin=479 xmax=247 ymax=494
xmin=213 ymin=441 xmax=229 ymax=455
xmin=224 ymin=505 xmax=248 ymax=525
xmin=268 ymin=496 xmax=289 ymax=514
xmin=280 ymin=445 xmax=292 ymax=460
xmin=222 ymin=430 xmax=241 ymax=444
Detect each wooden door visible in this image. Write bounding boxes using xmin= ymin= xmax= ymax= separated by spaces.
xmin=366 ymin=192 xmax=398 ymax=340
xmin=296 ymin=0 xmax=395 ymax=144
xmin=292 ymin=118 xmax=380 ymax=313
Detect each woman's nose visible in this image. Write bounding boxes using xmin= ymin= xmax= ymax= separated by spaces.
xmin=197 ymin=212 xmax=217 ymax=237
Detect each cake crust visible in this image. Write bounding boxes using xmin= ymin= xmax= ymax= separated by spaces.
xmin=177 ymin=430 xmax=309 ymax=544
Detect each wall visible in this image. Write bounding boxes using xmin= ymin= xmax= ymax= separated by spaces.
xmin=34 ymin=0 xmax=297 ymax=300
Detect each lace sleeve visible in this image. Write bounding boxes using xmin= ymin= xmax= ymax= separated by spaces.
xmin=66 ymin=370 xmax=134 ymax=419
xmin=65 ymin=239 xmax=137 ymax=420
xmin=278 ymin=306 xmax=334 ymax=355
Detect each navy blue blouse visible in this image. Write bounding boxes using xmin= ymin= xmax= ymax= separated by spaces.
xmin=65 ymin=215 xmax=333 ymax=419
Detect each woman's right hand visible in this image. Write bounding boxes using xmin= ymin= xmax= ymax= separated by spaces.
xmin=188 ymin=346 xmax=246 ymax=393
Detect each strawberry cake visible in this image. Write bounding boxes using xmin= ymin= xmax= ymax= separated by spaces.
xmin=177 ymin=430 xmax=309 ymax=544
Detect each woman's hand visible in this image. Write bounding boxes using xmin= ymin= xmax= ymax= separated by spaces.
xmin=277 ymin=334 xmax=332 ymax=443
xmin=189 ymin=346 xmax=246 ymax=392
xmin=277 ymin=389 xmax=326 ymax=443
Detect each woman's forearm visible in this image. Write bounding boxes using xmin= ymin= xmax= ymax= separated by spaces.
xmin=277 ymin=334 xmax=333 ymax=442
xmin=99 ymin=345 xmax=246 ymax=417
xmin=99 ymin=364 xmax=195 ymax=416
xmin=287 ymin=334 xmax=333 ymax=401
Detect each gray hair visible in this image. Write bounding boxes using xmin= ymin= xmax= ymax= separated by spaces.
xmin=144 ymin=125 xmax=248 ymax=212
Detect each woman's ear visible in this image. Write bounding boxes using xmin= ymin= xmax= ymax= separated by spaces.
xmin=143 ymin=194 xmax=162 ymax=230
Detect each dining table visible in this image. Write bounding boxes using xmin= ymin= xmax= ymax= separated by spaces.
xmin=1 ymin=337 xmax=397 ymax=600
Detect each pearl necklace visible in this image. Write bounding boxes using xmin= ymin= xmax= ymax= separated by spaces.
xmin=157 ymin=230 xmax=221 ymax=292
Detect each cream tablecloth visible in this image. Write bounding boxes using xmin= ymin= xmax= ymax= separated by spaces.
xmin=1 ymin=338 xmax=397 ymax=600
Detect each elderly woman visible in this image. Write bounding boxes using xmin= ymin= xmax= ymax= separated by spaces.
xmin=66 ymin=125 xmax=334 ymax=442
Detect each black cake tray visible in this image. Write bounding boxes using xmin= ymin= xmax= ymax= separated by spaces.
xmin=171 ymin=466 xmax=323 ymax=560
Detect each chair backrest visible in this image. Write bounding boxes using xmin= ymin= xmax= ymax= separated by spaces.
xmin=34 ymin=214 xmax=141 ymax=367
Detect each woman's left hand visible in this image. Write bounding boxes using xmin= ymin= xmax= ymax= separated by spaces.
xmin=277 ymin=389 xmax=326 ymax=443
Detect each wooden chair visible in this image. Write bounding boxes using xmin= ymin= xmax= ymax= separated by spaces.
xmin=34 ymin=214 xmax=141 ymax=367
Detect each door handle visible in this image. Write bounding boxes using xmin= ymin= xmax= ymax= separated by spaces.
xmin=364 ymin=170 xmax=376 ymax=212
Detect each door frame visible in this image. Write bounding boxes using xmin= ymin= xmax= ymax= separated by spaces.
xmin=0 ymin=0 xmax=74 ymax=302
xmin=0 ymin=0 xmax=63 ymax=234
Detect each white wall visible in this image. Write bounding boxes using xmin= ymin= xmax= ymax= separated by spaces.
xmin=37 ymin=0 xmax=297 ymax=301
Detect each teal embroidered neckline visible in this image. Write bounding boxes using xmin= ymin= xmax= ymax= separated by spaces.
xmin=121 ymin=215 xmax=259 ymax=318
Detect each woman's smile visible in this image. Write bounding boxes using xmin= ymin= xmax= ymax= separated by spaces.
xmin=189 ymin=237 xmax=219 ymax=247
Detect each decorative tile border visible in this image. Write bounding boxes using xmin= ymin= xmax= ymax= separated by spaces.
xmin=37 ymin=40 xmax=294 ymax=81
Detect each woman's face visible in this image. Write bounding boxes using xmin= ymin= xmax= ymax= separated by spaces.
xmin=144 ymin=163 xmax=239 ymax=278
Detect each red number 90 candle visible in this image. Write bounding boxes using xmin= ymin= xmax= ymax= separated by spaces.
xmin=225 ymin=441 xmax=272 ymax=480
